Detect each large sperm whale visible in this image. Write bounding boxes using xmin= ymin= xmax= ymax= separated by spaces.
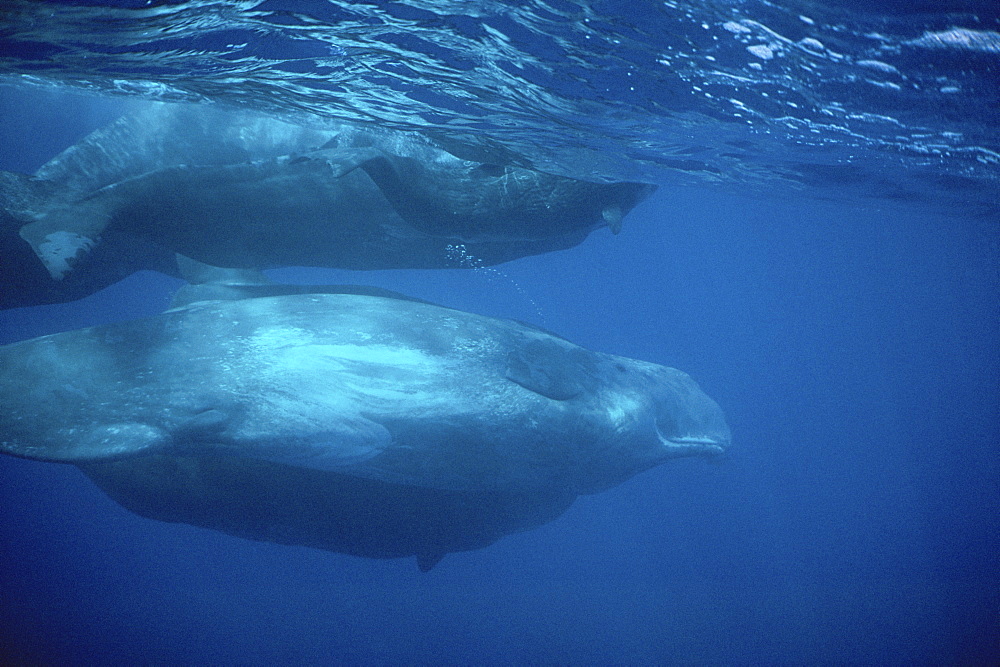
xmin=0 ymin=281 xmax=727 ymax=568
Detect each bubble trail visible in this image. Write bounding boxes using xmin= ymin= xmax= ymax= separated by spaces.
xmin=445 ymin=244 xmax=546 ymax=325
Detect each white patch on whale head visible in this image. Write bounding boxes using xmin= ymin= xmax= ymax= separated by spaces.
xmin=38 ymin=231 xmax=96 ymax=281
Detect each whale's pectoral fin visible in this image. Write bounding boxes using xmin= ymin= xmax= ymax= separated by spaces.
xmin=2 ymin=422 xmax=172 ymax=464
xmin=505 ymin=338 xmax=587 ymax=401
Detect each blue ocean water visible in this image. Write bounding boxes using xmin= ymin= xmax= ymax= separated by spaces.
xmin=0 ymin=1 xmax=998 ymax=664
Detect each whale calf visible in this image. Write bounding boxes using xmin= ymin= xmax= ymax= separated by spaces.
xmin=0 ymin=288 xmax=728 ymax=566
xmin=0 ymin=103 xmax=654 ymax=298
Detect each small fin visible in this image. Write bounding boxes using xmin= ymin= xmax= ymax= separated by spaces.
xmin=602 ymin=205 xmax=624 ymax=234
xmin=416 ymin=552 xmax=445 ymax=572
xmin=175 ymin=254 xmax=271 ymax=286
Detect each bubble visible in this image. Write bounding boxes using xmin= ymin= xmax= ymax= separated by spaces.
xmin=445 ymin=244 xmax=546 ymax=324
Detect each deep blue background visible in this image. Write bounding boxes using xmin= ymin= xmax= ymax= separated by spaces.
xmin=0 ymin=90 xmax=998 ymax=664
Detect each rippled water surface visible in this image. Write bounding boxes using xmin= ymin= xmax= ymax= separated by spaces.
xmin=1 ymin=0 xmax=997 ymax=214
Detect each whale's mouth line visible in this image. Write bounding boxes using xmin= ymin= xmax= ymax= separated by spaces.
xmin=664 ymin=437 xmax=727 ymax=454
xmin=654 ymin=421 xmax=728 ymax=454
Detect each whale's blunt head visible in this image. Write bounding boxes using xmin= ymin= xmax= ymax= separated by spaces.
xmin=634 ymin=365 xmax=731 ymax=462
xmin=576 ymin=362 xmax=729 ymax=495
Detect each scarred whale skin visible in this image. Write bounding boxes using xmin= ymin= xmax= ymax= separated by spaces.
xmin=0 ymin=291 xmax=729 ymax=566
